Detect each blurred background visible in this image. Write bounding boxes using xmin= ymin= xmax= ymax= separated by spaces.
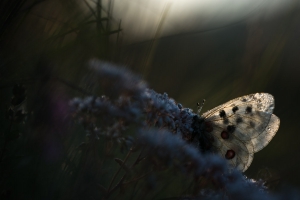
xmin=1 ymin=0 xmax=300 ymax=198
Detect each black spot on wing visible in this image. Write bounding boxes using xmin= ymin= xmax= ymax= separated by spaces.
xmin=249 ymin=121 xmax=255 ymax=128
xmin=219 ymin=110 xmax=226 ymax=118
xmin=236 ymin=117 xmax=243 ymax=124
xmin=223 ymin=118 xmax=229 ymax=124
xmin=246 ymin=106 xmax=252 ymax=114
xmin=232 ymin=106 xmax=239 ymax=113
xmin=227 ymin=125 xmax=236 ymax=133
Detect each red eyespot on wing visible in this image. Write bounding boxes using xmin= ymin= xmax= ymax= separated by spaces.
xmin=225 ymin=150 xmax=235 ymax=159
xmin=221 ymin=130 xmax=229 ymax=139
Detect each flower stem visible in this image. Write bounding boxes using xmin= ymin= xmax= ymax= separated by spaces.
xmin=107 ymin=148 xmax=132 ymax=193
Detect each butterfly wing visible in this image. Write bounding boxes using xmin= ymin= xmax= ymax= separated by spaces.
xmin=201 ymin=93 xmax=280 ymax=172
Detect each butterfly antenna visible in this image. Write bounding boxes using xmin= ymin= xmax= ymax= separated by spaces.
xmin=197 ymin=99 xmax=206 ymax=115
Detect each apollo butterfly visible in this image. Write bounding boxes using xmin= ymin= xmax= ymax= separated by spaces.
xmin=193 ymin=93 xmax=280 ymax=172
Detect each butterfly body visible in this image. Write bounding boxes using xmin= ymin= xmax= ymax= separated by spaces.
xmin=192 ymin=93 xmax=280 ymax=172
xmin=192 ymin=116 xmax=214 ymax=152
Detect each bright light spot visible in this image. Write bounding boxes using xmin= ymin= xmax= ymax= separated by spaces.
xmin=85 ymin=0 xmax=299 ymax=43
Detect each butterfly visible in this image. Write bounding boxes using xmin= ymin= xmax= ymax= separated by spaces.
xmin=193 ymin=93 xmax=280 ymax=172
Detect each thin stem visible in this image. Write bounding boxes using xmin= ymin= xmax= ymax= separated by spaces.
xmin=53 ymin=76 xmax=92 ymax=95
xmin=107 ymin=174 xmax=126 ymax=197
xmin=122 ymin=170 xmax=153 ymax=186
xmin=132 ymin=148 xmax=145 ymax=167
xmin=106 ymin=148 xmax=147 ymax=198
xmin=107 ymin=149 xmax=132 ymax=193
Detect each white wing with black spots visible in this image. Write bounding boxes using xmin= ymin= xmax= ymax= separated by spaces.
xmin=200 ymin=93 xmax=280 ymax=172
